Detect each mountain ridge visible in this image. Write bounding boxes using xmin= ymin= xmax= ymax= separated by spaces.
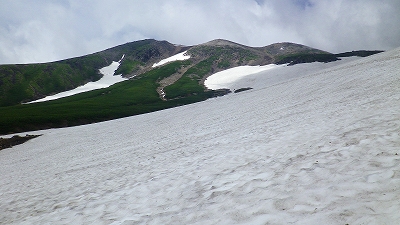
xmin=0 ymin=38 xmax=332 ymax=106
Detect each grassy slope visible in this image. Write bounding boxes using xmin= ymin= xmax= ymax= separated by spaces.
xmin=0 ymin=54 xmax=108 ymax=106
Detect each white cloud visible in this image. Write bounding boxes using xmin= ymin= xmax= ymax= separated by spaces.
xmin=0 ymin=0 xmax=399 ymax=64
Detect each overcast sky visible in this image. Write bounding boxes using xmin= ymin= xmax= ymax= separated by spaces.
xmin=1 ymin=0 xmax=399 ymax=64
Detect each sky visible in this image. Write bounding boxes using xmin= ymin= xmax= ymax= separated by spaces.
xmin=1 ymin=0 xmax=399 ymax=64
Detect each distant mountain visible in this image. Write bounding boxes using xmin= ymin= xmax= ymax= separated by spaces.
xmin=0 ymin=39 xmax=383 ymax=134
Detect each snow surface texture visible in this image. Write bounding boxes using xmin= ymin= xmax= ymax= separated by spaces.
xmin=152 ymin=51 xmax=190 ymax=67
xmin=27 ymin=56 xmax=127 ymax=103
xmin=1 ymin=50 xmax=400 ymax=224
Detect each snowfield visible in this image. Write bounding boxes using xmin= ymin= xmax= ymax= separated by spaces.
xmin=27 ymin=56 xmax=127 ymax=103
xmin=1 ymin=49 xmax=400 ymax=224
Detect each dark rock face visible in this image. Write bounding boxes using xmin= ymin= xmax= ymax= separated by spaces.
xmin=208 ymin=88 xmax=232 ymax=98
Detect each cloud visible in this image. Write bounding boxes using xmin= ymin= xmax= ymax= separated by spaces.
xmin=0 ymin=0 xmax=399 ymax=64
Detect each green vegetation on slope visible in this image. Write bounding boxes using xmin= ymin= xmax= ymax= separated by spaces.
xmin=188 ymin=45 xmax=260 ymax=63
xmin=0 ymin=54 xmax=109 ymax=106
xmin=164 ymin=76 xmax=205 ymax=99
xmin=114 ymin=59 xmax=143 ymax=75
xmin=164 ymin=57 xmax=215 ymax=99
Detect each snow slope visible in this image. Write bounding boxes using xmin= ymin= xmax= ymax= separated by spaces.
xmin=28 ymin=56 xmax=127 ymax=103
xmin=204 ymin=64 xmax=282 ymax=90
xmin=1 ymin=49 xmax=400 ymax=224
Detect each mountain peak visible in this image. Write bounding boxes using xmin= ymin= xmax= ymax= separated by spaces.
xmin=200 ymin=39 xmax=246 ymax=47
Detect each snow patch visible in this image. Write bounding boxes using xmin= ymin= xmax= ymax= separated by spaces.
xmin=118 ymin=54 xmax=125 ymax=63
xmin=152 ymin=51 xmax=190 ymax=67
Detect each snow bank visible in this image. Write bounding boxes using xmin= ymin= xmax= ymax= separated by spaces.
xmin=27 ymin=57 xmax=127 ymax=103
xmin=152 ymin=51 xmax=190 ymax=67
xmin=2 ymin=49 xmax=400 ymax=224
xmin=204 ymin=64 xmax=281 ymax=90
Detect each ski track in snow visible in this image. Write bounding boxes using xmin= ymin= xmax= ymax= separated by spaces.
xmin=1 ymin=50 xmax=400 ymax=224
xmin=27 ymin=56 xmax=127 ymax=103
